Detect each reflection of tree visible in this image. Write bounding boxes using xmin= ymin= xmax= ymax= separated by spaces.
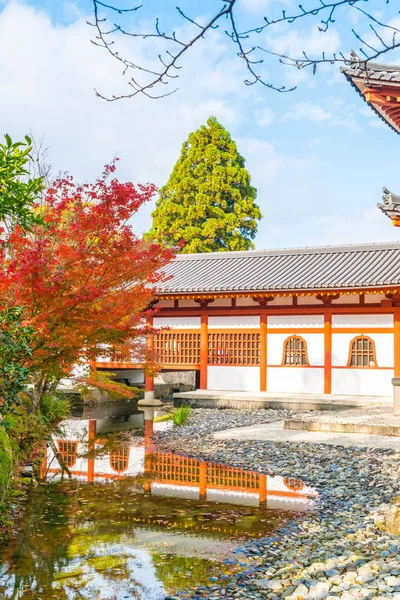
xmin=0 ymin=484 xmax=72 ymax=599
xmin=152 ymin=553 xmax=224 ymax=593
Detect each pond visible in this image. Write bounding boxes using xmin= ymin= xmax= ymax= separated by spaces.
xmin=0 ymin=401 xmax=317 ymax=599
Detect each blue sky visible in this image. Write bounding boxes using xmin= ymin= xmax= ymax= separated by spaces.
xmin=1 ymin=0 xmax=400 ymax=248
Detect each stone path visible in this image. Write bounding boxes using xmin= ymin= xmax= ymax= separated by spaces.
xmin=214 ymin=420 xmax=400 ymax=449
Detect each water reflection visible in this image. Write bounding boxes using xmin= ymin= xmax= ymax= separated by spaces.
xmin=44 ymin=406 xmax=316 ymax=512
xmin=0 ymin=402 xmax=317 ymax=600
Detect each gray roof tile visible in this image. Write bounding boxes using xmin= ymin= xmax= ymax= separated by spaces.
xmin=341 ymin=55 xmax=400 ymax=134
xmin=158 ymin=242 xmax=400 ymax=294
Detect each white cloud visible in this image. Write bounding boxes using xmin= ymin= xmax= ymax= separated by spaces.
xmin=256 ymin=106 xmax=274 ymax=126
xmin=0 ymin=1 xmax=254 ymax=232
xmin=0 ymin=0 xmax=396 ymax=252
xmin=268 ymin=25 xmax=340 ymax=58
xmin=282 ymin=102 xmax=332 ymax=122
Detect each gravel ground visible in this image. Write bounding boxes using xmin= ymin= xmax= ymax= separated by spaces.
xmin=161 ymin=408 xmax=303 ymax=437
xmin=214 ymin=421 xmax=400 ymax=449
xmin=287 ymin=407 xmax=400 ymax=427
xmin=154 ymin=409 xmax=400 ymax=600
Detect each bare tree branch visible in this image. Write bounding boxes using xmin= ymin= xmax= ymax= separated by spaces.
xmin=88 ymin=0 xmax=400 ymax=101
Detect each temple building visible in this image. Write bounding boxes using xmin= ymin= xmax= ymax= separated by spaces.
xmin=342 ymin=54 xmax=400 ymax=226
xmin=95 ymin=242 xmax=400 ymax=399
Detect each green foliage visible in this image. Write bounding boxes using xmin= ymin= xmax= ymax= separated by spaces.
xmin=0 ymin=307 xmax=34 ymax=423
xmin=148 ymin=116 xmax=261 ymax=253
xmin=0 ymin=134 xmax=43 ymax=233
xmin=170 ymin=405 xmax=191 ymax=426
xmin=0 ymin=427 xmax=13 ymax=502
xmin=79 ymin=370 xmax=138 ymax=401
xmin=40 ymin=392 xmax=71 ymax=427
xmin=153 ymin=413 xmax=173 ymax=423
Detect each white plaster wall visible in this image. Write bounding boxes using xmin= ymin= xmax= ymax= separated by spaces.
xmin=297 ymin=296 xmax=323 ymax=305
xmin=153 ymin=317 xmax=200 ymax=328
xmin=365 ymin=293 xmax=386 ymax=303
xmin=157 ymin=299 xmax=174 ymax=308
xmin=268 ymin=315 xmax=323 ymax=328
xmin=211 ymin=298 xmax=232 ymax=307
xmin=268 ymin=296 xmax=293 ymax=306
xmin=267 ymin=367 xmax=324 ymax=394
xmin=332 ymin=369 xmax=393 ymax=396
xmin=236 ymin=297 xmax=258 ymax=306
xmin=332 ymin=314 xmax=393 ymax=328
xmin=207 ymin=366 xmax=259 ymax=391
xmin=178 ymin=299 xmax=198 ymax=307
xmin=208 ymin=316 xmax=260 ymax=328
xmin=268 ymin=333 xmax=324 ymax=366
xmin=332 ymin=333 xmax=394 ymax=368
xmin=332 ymin=295 xmax=360 ymax=305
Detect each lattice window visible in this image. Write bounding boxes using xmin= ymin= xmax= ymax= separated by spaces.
xmin=282 ymin=335 xmax=309 ymax=366
xmin=57 ymin=440 xmax=78 ymax=468
xmin=207 ymin=462 xmax=259 ymax=492
xmin=154 ymin=331 xmax=201 ymax=365
xmin=110 ymin=447 xmax=130 ymax=473
xmin=208 ymin=332 xmax=260 ymax=365
xmin=348 ymin=335 xmax=377 ymax=368
xmin=283 ymin=477 xmax=305 ymax=492
xmin=152 ymin=452 xmax=200 ymax=484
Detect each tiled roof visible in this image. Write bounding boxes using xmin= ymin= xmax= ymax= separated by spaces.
xmin=341 ymin=54 xmax=400 ymax=134
xmin=341 ymin=62 xmax=400 ymax=84
xmin=158 ymin=242 xmax=400 ymax=295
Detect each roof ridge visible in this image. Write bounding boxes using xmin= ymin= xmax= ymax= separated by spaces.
xmin=172 ymin=241 xmax=400 ymax=261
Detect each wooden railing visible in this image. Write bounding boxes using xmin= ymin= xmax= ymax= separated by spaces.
xmin=151 ymin=451 xmax=260 ymax=492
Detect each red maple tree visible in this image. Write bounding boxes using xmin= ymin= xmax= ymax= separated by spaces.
xmin=0 ymin=162 xmax=172 ymax=408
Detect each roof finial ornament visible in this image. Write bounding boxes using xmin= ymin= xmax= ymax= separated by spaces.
xmin=348 ymin=50 xmax=364 ymax=70
xmin=382 ymin=187 xmax=400 ymax=207
xmin=378 ymin=188 xmax=400 ymax=226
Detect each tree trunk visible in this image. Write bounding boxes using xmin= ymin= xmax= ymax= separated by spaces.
xmin=31 ymin=374 xmax=44 ymax=412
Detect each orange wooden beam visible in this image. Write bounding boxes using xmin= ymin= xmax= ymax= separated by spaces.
xmin=324 ymin=313 xmax=332 ymax=394
xmin=260 ymin=314 xmax=267 ymax=392
xmin=200 ymin=314 xmax=208 ymax=389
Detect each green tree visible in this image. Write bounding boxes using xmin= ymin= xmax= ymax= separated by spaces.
xmin=0 ymin=307 xmax=33 ymax=423
xmin=148 ymin=116 xmax=261 ymax=253
xmin=0 ymin=134 xmax=43 ymax=235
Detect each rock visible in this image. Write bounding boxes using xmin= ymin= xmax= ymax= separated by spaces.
xmin=308 ymin=581 xmax=330 ymax=599
xmin=386 ymin=576 xmax=400 ymax=587
xmin=20 ymin=465 xmax=33 ymax=478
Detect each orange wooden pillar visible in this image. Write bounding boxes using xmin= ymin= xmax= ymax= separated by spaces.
xmin=324 ymin=312 xmax=332 ymax=394
xmin=199 ymin=461 xmax=207 ymax=501
xmin=87 ymin=419 xmax=96 ymax=483
xmin=145 ymin=315 xmax=155 ymax=402
xmin=259 ymin=473 xmax=267 ymax=507
xmin=260 ymin=314 xmax=267 ymax=392
xmin=394 ymin=310 xmax=400 ymax=377
xmin=200 ymin=314 xmax=208 ymax=390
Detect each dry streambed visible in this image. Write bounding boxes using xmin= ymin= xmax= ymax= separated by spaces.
xmin=155 ymin=409 xmax=400 ymax=600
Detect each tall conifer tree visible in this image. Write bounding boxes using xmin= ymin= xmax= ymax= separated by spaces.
xmin=148 ymin=116 xmax=261 ymax=253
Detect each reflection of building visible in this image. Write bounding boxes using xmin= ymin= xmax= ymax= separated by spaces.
xmin=45 ymin=412 xmax=316 ymax=512
xmin=95 ymin=244 xmax=400 ymax=399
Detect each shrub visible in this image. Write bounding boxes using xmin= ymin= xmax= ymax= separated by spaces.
xmin=170 ymin=405 xmax=191 ymax=427
xmin=0 ymin=428 xmax=13 ymax=503
xmin=39 ymin=393 xmax=70 ymax=427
